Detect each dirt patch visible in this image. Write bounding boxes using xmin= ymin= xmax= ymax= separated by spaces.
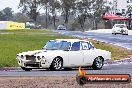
xmin=0 ymin=77 xmax=131 ymax=88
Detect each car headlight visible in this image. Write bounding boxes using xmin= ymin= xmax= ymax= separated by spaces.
xmin=42 ymin=56 xmax=45 ymax=59
xmin=16 ymin=55 xmax=20 ymax=59
xmin=21 ymin=55 xmax=24 ymax=59
xmin=37 ymin=56 xmax=41 ymax=60
xmin=41 ymin=56 xmax=47 ymax=65
xmin=41 ymin=56 xmax=46 ymax=61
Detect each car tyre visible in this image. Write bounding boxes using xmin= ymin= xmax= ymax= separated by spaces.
xmin=50 ymin=57 xmax=63 ymax=70
xmin=21 ymin=67 xmax=32 ymax=71
xmin=114 ymin=33 xmax=117 ymax=35
xmin=92 ymin=57 xmax=103 ymax=70
xmin=112 ymin=32 xmax=116 ymax=35
xmin=122 ymin=33 xmax=128 ymax=35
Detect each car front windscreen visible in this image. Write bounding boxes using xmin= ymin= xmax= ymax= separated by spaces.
xmin=115 ymin=25 xmax=126 ymax=28
xmin=43 ymin=41 xmax=71 ymax=50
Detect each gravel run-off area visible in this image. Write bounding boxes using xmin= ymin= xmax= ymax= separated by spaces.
xmin=0 ymin=77 xmax=131 ymax=88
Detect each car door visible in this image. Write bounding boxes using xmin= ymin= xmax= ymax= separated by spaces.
xmin=81 ymin=42 xmax=96 ymax=66
xmin=68 ymin=42 xmax=83 ymax=66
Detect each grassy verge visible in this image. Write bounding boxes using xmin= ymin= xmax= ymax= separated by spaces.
xmin=89 ymin=39 xmax=132 ymax=60
xmin=0 ymin=29 xmax=131 ymax=67
xmin=0 ymin=29 xmax=71 ymax=67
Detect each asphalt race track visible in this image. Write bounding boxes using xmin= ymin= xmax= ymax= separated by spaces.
xmin=56 ymin=30 xmax=132 ymax=50
xmin=0 ymin=63 xmax=132 ymax=76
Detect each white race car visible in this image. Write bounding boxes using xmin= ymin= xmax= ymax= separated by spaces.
xmin=112 ymin=24 xmax=128 ymax=35
xmin=57 ymin=25 xmax=66 ymax=30
xmin=16 ymin=39 xmax=111 ymax=71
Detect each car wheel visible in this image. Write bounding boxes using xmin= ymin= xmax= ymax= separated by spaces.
xmin=112 ymin=32 xmax=116 ymax=35
xmin=92 ymin=57 xmax=103 ymax=70
xmin=123 ymin=34 xmax=128 ymax=35
xmin=114 ymin=33 xmax=117 ymax=35
xmin=21 ymin=67 xmax=32 ymax=71
xmin=50 ymin=57 xmax=63 ymax=70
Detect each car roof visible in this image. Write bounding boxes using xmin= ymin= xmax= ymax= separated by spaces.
xmin=58 ymin=25 xmax=65 ymax=27
xmin=55 ymin=39 xmax=90 ymax=42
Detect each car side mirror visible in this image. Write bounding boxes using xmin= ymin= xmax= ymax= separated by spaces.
xmin=42 ymin=47 xmax=45 ymax=49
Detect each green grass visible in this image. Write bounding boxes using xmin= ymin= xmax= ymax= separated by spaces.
xmin=89 ymin=39 xmax=132 ymax=60
xmin=0 ymin=29 xmax=131 ymax=67
xmin=0 ymin=29 xmax=56 ymax=35
xmin=0 ymin=29 xmax=71 ymax=67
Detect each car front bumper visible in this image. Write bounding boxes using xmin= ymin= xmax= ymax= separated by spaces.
xmin=17 ymin=59 xmax=51 ymax=68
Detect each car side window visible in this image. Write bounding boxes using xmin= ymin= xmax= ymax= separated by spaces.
xmin=71 ymin=42 xmax=80 ymax=51
xmin=88 ymin=42 xmax=94 ymax=49
xmin=61 ymin=41 xmax=71 ymax=50
xmin=81 ymin=42 xmax=88 ymax=50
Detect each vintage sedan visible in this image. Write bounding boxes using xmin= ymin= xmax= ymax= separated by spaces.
xmin=57 ymin=25 xmax=66 ymax=30
xmin=112 ymin=24 xmax=128 ymax=35
xmin=16 ymin=39 xmax=111 ymax=71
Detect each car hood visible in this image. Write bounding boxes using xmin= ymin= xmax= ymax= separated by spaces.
xmin=17 ymin=50 xmax=46 ymax=56
xmin=17 ymin=49 xmax=63 ymax=56
xmin=113 ymin=27 xmax=128 ymax=30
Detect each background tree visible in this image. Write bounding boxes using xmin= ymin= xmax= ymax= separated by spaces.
xmin=49 ymin=0 xmax=60 ymax=28
xmin=17 ymin=0 xmax=109 ymax=30
xmin=91 ymin=0 xmax=104 ymax=29
xmin=74 ymin=0 xmax=104 ymax=31
xmin=12 ymin=12 xmax=29 ymax=22
xmin=127 ymin=5 xmax=132 ymax=29
xmin=60 ymin=0 xmax=76 ymax=26
xmin=0 ymin=7 xmax=13 ymax=21
xmin=40 ymin=0 xmax=50 ymax=28
xmin=75 ymin=0 xmax=90 ymax=31
xmin=0 ymin=11 xmax=5 ymax=21
xmin=19 ymin=0 xmax=44 ymax=23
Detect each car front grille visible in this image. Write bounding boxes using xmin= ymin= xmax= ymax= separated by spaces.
xmin=25 ymin=62 xmax=40 ymax=67
xmin=26 ymin=55 xmax=36 ymax=62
